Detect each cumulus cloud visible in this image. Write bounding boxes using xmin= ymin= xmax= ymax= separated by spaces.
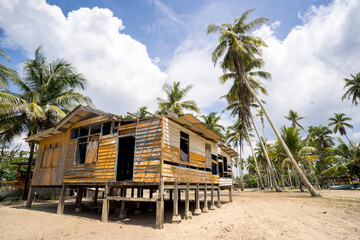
xmin=252 ymin=0 xmax=360 ymax=140
xmin=0 ymin=0 xmax=167 ymax=115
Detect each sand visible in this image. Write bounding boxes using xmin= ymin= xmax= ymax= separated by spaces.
xmin=0 ymin=189 xmax=359 ymax=240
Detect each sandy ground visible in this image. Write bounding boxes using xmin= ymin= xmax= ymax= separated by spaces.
xmin=0 ymin=189 xmax=359 ymax=240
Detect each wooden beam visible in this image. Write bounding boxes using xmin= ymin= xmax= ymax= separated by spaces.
xmin=25 ymin=186 xmax=35 ymax=208
xmin=210 ymin=184 xmax=216 ymax=210
xmin=203 ymin=183 xmax=209 ymax=213
xmin=107 ymin=196 xmax=157 ymax=202
xmin=184 ymin=183 xmax=192 ymax=220
xmin=57 ymin=184 xmax=66 ymax=214
xmin=194 ymin=183 xmax=201 ymax=215
xmin=101 ymin=184 xmax=110 ymax=222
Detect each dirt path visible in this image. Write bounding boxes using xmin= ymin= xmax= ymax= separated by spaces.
xmin=0 ymin=189 xmax=359 ymax=240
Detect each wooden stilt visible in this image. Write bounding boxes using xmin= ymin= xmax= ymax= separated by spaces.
xmin=184 ymin=183 xmax=192 ymax=220
xmin=135 ymin=187 xmax=142 ymax=215
xmin=169 ymin=189 xmax=173 ymax=202
xmin=57 ymin=184 xmax=66 ymax=214
xmin=229 ymin=187 xmax=233 ymax=202
xmin=101 ymin=184 xmax=110 ymax=222
xmin=172 ymin=183 xmax=181 ymax=223
xmin=25 ymin=186 xmax=35 ymax=208
xmin=131 ymin=188 xmax=134 ymax=198
xmin=194 ymin=183 xmax=201 ymax=215
xmin=202 ymin=184 xmax=209 ymax=213
xmin=156 ymin=181 xmax=164 ymax=229
xmin=75 ymin=187 xmax=83 ymax=212
xmin=210 ymin=184 xmax=216 ymax=210
xmin=119 ymin=187 xmax=127 ymax=219
xmin=94 ymin=187 xmax=99 ymax=204
xmin=148 ymin=187 xmax=155 ymax=212
xmin=178 ymin=189 xmax=181 ymax=204
xmin=217 ymin=186 xmax=221 ymax=208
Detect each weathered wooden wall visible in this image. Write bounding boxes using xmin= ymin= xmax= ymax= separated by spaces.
xmin=133 ymin=118 xmax=162 ymax=183
xmin=162 ymin=118 xmax=219 ymax=184
xmin=32 ymin=132 xmax=68 ymax=186
xmin=63 ymin=134 xmax=117 ymax=184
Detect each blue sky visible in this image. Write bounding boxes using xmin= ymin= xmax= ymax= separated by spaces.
xmin=0 ymin=0 xmax=359 ymax=161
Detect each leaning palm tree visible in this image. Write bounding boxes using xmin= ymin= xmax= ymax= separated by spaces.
xmin=342 ymin=72 xmax=360 ymax=106
xmin=157 ymin=82 xmax=200 ymax=115
xmin=284 ymin=109 xmax=305 ymax=130
xmin=0 ymin=47 xmax=93 ymax=199
xmin=201 ymin=112 xmax=225 ymax=135
xmin=328 ymin=113 xmax=353 ymax=147
xmin=208 ymin=10 xmax=321 ymax=196
xmin=0 ymin=49 xmax=18 ymax=90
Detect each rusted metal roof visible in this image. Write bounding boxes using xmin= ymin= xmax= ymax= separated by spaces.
xmin=24 ymin=105 xmax=121 ymax=143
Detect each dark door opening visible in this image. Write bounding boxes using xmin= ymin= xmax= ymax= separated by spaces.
xmin=116 ymin=136 xmax=135 ymax=181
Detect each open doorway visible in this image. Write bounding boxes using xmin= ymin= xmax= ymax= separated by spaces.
xmin=116 ymin=136 xmax=135 ymax=181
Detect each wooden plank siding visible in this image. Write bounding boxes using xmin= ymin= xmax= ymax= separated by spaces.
xmin=31 ymin=131 xmax=69 ymax=186
xmin=133 ymin=118 xmax=162 ymax=183
xmin=162 ymin=118 xmax=219 ymax=184
xmin=63 ymin=135 xmax=117 ymax=183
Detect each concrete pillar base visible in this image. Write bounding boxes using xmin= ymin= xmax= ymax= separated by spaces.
xmin=194 ymin=208 xmax=202 ymax=215
xmin=172 ymin=214 xmax=181 ymax=223
xmin=184 ymin=211 xmax=192 ymax=220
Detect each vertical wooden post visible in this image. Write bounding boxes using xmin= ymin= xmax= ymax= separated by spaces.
xmin=94 ymin=187 xmax=99 ymax=204
xmin=119 ymin=187 xmax=127 ymax=219
xmin=172 ymin=183 xmax=181 ymax=223
xmin=131 ymin=188 xmax=134 ymax=198
xmin=202 ymin=184 xmax=209 ymax=213
xmin=149 ymin=188 xmax=153 ymax=198
xmin=210 ymin=184 xmax=216 ymax=210
xmin=156 ymin=181 xmax=164 ymax=229
xmin=229 ymin=186 xmax=233 ymax=202
xmin=135 ymin=187 xmax=142 ymax=215
xmin=169 ymin=189 xmax=173 ymax=202
xmin=25 ymin=186 xmax=35 ymax=208
xmin=217 ymin=186 xmax=221 ymax=208
xmin=148 ymin=188 xmax=155 ymax=212
xmin=178 ymin=189 xmax=181 ymax=204
xmin=194 ymin=183 xmax=201 ymax=215
xmin=57 ymin=184 xmax=66 ymax=214
xmin=184 ymin=183 xmax=192 ymax=220
xmin=101 ymin=184 xmax=110 ymax=222
xmin=75 ymin=187 xmax=83 ymax=212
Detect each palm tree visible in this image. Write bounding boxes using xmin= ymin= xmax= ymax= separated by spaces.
xmin=227 ymin=120 xmax=248 ymax=190
xmin=0 ymin=47 xmax=93 ymax=199
xmin=157 ymin=81 xmax=200 ymax=115
xmin=0 ymin=49 xmax=18 ymax=90
xmin=328 ymin=113 xmax=353 ymax=146
xmin=208 ymin=11 xmax=320 ymax=196
xmin=201 ymin=112 xmax=225 ymax=135
xmin=342 ymin=72 xmax=360 ymax=106
xmin=135 ymin=106 xmax=150 ymax=118
xmin=256 ymin=108 xmax=266 ymax=137
xmin=284 ymin=109 xmax=305 ymax=130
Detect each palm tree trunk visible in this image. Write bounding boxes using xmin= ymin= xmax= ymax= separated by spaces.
xmin=22 ymin=142 xmax=35 ymax=200
xmin=287 ymin=166 xmax=293 ymax=189
xmin=238 ymin=143 xmax=244 ymax=191
xmin=344 ymin=134 xmax=354 ymax=147
xmin=244 ymin=124 xmax=264 ymax=189
xmin=243 ymin=76 xmax=321 ymax=197
xmin=249 ymin=113 xmax=279 ymax=191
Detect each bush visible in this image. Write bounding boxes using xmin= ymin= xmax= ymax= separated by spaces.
xmin=40 ymin=192 xmax=55 ymax=200
xmin=0 ymin=195 xmax=4 ymax=202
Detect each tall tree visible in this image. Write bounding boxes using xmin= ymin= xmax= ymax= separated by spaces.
xmin=328 ymin=113 xmax=353 ymax=146
xmin=0 ymin=49 xmax=18 ymax=90
xmin=0 ymin=47 xmax=93 ymax=199
xmin=342 ymin=72 xmax=360 ymax=106
xmin=157 ymin=82 xmax=200 ymax=115
xmin=208 ymin=10 xmax=321 ymax=196
xmin=201 ymin=112 xmax=225 ymax=135
xmin=284 ymin=109 xmax=305 ymax=130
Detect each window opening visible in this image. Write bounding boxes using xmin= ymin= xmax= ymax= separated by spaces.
xmin=180 ymin=131 xmax=189 ymax=162
xmin=102 ymin=122 xmax=111 ymax=135
xmin=211 ymin=154 xmax=218 ymax=175
xmin=90 ymin=123 xmax=101 ymax=135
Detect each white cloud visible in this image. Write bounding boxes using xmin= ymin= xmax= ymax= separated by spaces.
xmin=252 ymin=0 xmax=360 ymax=139
xmin=0 ymin=0 xmax=167 ymax=115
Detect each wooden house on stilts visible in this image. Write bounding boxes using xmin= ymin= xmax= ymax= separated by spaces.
xmin=25 ymin=105 xmax=237 ymax=228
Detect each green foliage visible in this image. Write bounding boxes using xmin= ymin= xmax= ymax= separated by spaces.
xmin=157 ymin=81 xmax=200 ymax=115
xmin=40 ymin=192 xmax=55 ymax=200
xmin=0 ymin=195 xmax=4 ymax=202
xmin=0 ymin=145 xmax=29 ymax=181
xmin=201 ymin=112 xmax=225 ymax=136
xmin=342 ymin=72 xmax=360 ymax=106
xmin=243 ymin=173 xmax=257 ymax=188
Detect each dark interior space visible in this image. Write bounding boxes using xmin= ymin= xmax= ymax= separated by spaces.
xmin=116 ymin=136 xmax=135 ymax=181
